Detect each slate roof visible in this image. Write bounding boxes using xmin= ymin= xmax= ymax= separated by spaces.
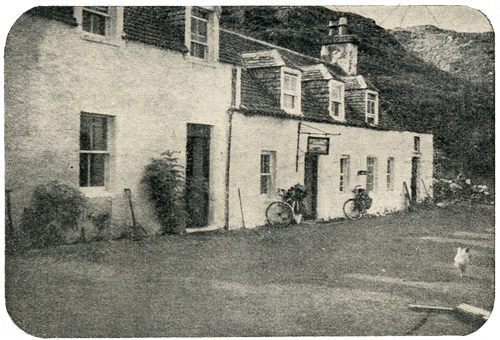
xmin=220 ymin=29 xmax=345 ymax=74
xmin=342 ymin=75 xmax=378 ymax=91
xmin=26 ymin=6 xmax=78 ymax=26
xmin=301 ymin=65 xmax=334 ymax=82
xmin=123 ymin=7 xmax=189 ymax=53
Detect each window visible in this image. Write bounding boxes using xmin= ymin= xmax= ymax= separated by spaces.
xmin=80 ymin=113 xmax=111 ymax=188
xmin=366 ymin=92 xmax=378 ymax=125
xmin=231 ymin=68 xmax=237 ymax=107
xmin=331 ymin=84 xmax=343 ymax=118
xmin=387 ymin=157 xmax=395 ymax=191
xmin=366 ymin=157 xmax=377 ymax=192
xmin=282 ymin=70 xmax=301 ymax=112
xmin=260 ymin=151 xmax=276 ymax=195
xmin=82 ymin=7 xmax=109 ymax=36
xmin=414 ymin=136 xmax=421 ymax=152
xmin=190 ymin=7 xmax=209 ymax=59
xmin=339 ymin=156 xmax=350 ymax=192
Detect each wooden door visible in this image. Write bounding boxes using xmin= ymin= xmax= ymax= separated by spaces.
xmin=186 ymin=124 xmax=211 ymax=227
xmin=303 ymin=153 xmax=318 ymax=219
xmin=411 ymin=157 xmax=420 ymax=203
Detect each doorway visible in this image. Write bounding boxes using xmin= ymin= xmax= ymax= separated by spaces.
xmin=186 ymin=124 xmax=211 ymax=227
xmin=411 ymin=157 xmax=420 ymax=203
xmin=304 ymin=153 xmax=318 ymax=219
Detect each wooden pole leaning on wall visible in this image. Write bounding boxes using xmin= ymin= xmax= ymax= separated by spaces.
xmin=421 ymin=179 xmax=431 ymax=198
xmin=403 ymin=181 xmax=412 ymax=210
xmin=238 ymin=188 xmax=245 ymax=229
xmin=224 ymin=109 xmax=234 ymax=230
xmin=295 ymin=122 xmax=301 ymax=172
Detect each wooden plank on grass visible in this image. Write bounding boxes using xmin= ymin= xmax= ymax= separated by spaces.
xmin=409 ymin=304 xmax=454 ymax=314
xmin=455 ymin=304 xmax=490 ymax=322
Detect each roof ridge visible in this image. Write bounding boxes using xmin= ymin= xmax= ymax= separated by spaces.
xmin=221 ymin=28 xmax=332 ymax=67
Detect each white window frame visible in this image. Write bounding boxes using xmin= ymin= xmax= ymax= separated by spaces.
xmin=190 ymin=7 xmax=209 ymax=59
xmin=386 ymin=157 xmax=395 ymax=191
xmin=339 ymin=156 xmax=350 ymax=193
xmin=74 ymin=7 xmax=124 ymax=46
xmin=260 ymin=151 xmax=276 ymax=196
xmin=329 ymin=80 xmax=345 ymax=121
xmin=185 ymin=7 xmax=219 ymax=63
xmin=365 ymin=90 xmax=379 ymax=125
xmin=230 ymin=67 xmax=241 ymax=108
xmin=79 ymin=112 xmax=114 ymax=195
xmin=366 ymin=156 xmax=378 ymax=192
xmin=414 ymin=136 xmax=421 ymax=153
xmin=82 ymin=6 xmax=110 ymax=36
xmin=281 ymin=67 xmax=302 ymax=114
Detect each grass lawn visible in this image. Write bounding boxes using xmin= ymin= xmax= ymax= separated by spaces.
xmin=5 ymin=204 xmax=495 ymax=337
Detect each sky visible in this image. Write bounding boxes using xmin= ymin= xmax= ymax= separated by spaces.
xmin=327 ymin=5 xmax=493 ymax=33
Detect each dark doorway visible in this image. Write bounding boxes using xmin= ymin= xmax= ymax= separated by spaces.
xmin=304 ymin=153 xmax=318 ymax=219
xmin=186 ymin=124 xmax=211 ymax=227
xmin=411 ymin=157 xmax=420 ymax=203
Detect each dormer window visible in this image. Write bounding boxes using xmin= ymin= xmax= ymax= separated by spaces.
xmin=281 ymin=68 xmax=301 ymax=114
xmin=366 ymin=91 xmax=378 ymax=125
xmin=330 ymin=82 xmax=345 ymax=120
xmin=190 ymin=7 xmax=209 ymax=59
xmin=82 ymin=7 xmax=109 ymax=36
xmin=186 ymin=7 xmax=220 ymax=63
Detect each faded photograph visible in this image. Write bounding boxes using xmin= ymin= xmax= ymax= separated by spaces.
xmin=3 ymin=4 xmax=494 ymax=337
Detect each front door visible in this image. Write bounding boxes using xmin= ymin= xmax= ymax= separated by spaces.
xmin=411 ymin=157 xmax=420 ymax=203
xmin=304 ymin=153 xmax=318 ymax=219
xmin=186 ymin=124 xmax=210 ymax=227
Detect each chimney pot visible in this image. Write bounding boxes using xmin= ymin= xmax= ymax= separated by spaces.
xmin=328 ymin=20 xmax=336 ymax=36
xmin=338 ymin=17 xmax=348 ymax=35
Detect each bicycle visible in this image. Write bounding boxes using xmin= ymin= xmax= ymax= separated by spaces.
xmin=343 ymin=185 xmax=372 ymax=220
xmin=266 ymin=188 xmax=302 ymax=227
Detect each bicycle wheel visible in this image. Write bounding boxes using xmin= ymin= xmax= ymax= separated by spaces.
xmin=266 ymin=201 xmax=293 ymax=227
xmin=343 ymin=199 xmax=363 ymax=220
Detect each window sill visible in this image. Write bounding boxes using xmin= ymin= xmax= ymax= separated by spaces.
xmin=187 ymin=56 xmax=218 ymax=68
xmin=80 ymin=187 xmax=113 ymax=198
xmin=81 ymin=33 xmax=124 ymax=47
xmin=283 ymin=109 xmax=303 ymax=116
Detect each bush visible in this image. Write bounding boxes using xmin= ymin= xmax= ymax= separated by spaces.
xmin=21 ymin=181 xmax=89 ymax=247
xmin=142 ymin=151 xmax=187 ymax=234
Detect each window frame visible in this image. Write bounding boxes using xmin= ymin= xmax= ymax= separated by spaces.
xmin=366 ymin=156 xmax=378 ymax=192
xmin=365 ymin=90 xmax=379 ymax=125
xmin=339 ymin=156 xmax=350 ymax=193
xmin=260 ymin=151 xmax=276 ymax=196
xmin=230 ymin=67 xmax=241 ymax=108
xmin=280 ymin=67 xmax=302 ymax=114
xmin=386 ymin=157 xmax=395 ymax=191
xmin=82 ymin=6 xmax=110 ymax=36
xmin=190 ymin=7 xmax=210 ymax=60
xmin=74 ymin=6 xmax=124 ymax=46
xmin=329 ymin=80 xmax=345 ymax=120
xmin=79 ymin=112 xmax=114 ymax=193
xmin=414 ymin=136 xmax=421 ymax=153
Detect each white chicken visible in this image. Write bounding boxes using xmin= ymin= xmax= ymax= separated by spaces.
xmin=454 ymin=247 xmax=470 ymax=277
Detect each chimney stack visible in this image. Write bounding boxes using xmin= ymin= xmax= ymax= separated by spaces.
xmin=320 ymin=17 xmax=358 ymax=76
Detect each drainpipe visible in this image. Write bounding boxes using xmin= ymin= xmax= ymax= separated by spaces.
xmin=224 ymin=109 xmax=234 ymax=230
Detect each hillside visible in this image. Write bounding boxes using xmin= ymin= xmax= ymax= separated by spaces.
xmin=390 ymin=25 xmax=494 ymax=85
xmin=220 ymin=6 xmax=495 ymax=179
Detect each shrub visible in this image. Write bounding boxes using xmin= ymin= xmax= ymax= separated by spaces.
xmin=21 ymin=181 xmax=89 ymax=247
xmin=142 ymin=151 xmax=187 ymax=234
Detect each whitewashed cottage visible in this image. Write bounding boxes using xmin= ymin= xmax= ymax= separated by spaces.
xmin=5 ymin=6 xmax=433 ymax=237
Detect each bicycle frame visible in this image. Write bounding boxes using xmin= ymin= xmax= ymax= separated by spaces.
xmin=352 ymin=186 xmax=367 ymax=212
